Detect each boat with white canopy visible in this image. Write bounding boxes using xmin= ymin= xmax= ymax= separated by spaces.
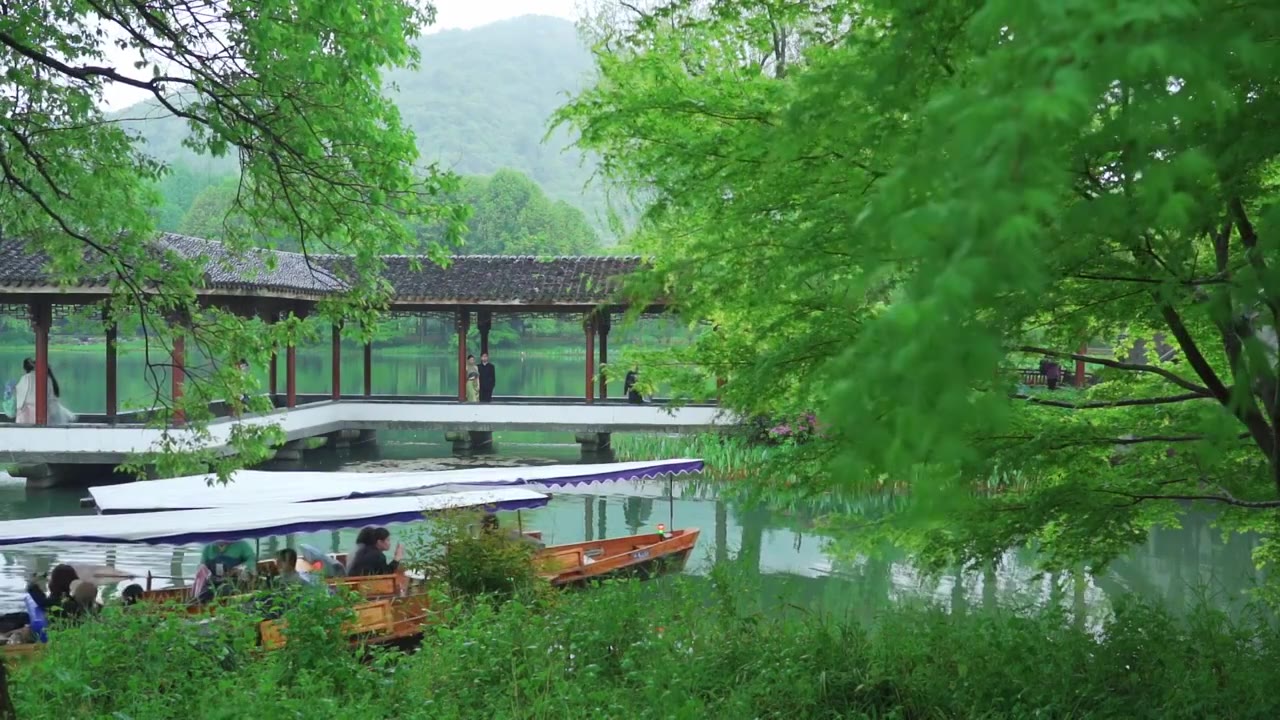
xmin=0 ymin=488 xmax=550 ymax=547
xmin=86 ymin=458 xmax=705 ymax=513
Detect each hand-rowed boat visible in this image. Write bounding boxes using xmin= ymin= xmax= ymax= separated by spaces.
xmin=1 ymin=459 xmax=705 ymax=658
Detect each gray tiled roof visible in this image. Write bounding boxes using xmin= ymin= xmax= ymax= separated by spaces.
xmin=0 ymin=235 xmax=645 ymax=306
xmin=0 ymin=234 xmax=344 ymax=296
xmin=320 ymin=254 xmax=644 ymax=305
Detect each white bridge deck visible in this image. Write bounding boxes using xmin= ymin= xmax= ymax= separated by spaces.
xmin=0 ymin=400 xmax=735 ymax=465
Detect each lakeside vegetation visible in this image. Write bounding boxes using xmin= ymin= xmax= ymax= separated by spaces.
xmin=11 ymin=571 xmax=1279 ymax=720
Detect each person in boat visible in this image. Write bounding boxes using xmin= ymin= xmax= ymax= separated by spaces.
xmin=64 ymin=580 xmax=102 ymax=620
xmin=346 ymin=526 xmax=403 ymax=577
xmin=201 ymin=539 xmax=257 ymax=580
xmin=120 ymin=584 xmax=144 ymax=606
xmin=274 ymin=548 xmax=314 ymax=586
xmin=25 ymin=563 xmax=79 ymax=614
xmin=480 ymin=514 xmax=545 ymax=550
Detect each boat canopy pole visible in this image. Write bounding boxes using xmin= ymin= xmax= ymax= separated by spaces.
xmin=668 ymin=475 xmax=674 ymax=529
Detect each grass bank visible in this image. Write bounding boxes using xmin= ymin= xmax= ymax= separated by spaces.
xmin=11 ymin=571 xmax=1279 ymax=719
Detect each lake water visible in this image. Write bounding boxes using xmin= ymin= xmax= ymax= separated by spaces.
xmin=0 ymin=348 xmax=1267 ymax=621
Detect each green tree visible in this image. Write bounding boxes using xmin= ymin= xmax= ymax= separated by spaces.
xmin=419 ymin=169 xmax=601 ymax=254
xmin=0 ymin=0 xmax=464 ymax=476
xmin=558 ymin=1 xmax=1280 ymax=592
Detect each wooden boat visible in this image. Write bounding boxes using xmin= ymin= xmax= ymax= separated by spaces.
xmin=537 ymin=528 xmax=700 ymax=587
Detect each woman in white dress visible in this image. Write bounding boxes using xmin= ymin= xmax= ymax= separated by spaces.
xmin=14 ymin=357 xmax=77 ymax=425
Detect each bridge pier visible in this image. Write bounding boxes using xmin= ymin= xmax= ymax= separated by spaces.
xmin=575 ymin=431 xmax=612 ymax=455
xmin=326 ymin=429 xmax=377 ymax=450
xmin=447 ymin=430 xmax=493 ymax=454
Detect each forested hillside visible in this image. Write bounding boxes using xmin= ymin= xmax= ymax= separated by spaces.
xmin=120 ymin=15 xmax=611 ymax=249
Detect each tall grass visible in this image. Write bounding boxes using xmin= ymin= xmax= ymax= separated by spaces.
xmin=614 ymin=433 xmax=768 ymax=481
xmin=12 ymin=570 xmax=1280 ymax=719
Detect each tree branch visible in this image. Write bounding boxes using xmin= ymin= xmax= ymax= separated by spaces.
xmin=1016 ymin=345 xmax=1210 ymax=395
xmin=1011 ymin=392 xmax=1210 ymax=409
xmin=1094 ymin=488 xmax=1280 ymax=509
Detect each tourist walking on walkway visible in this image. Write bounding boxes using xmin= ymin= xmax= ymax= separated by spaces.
xmin=14 ymin=358 xmax=77 ymax=425
xmin=478 ymin=352 xmax=496 ymax=402
xmin=465 ymin=355 xmax=480 ymax=403
xmin=624 ymin=366 xmax=644 ymax=405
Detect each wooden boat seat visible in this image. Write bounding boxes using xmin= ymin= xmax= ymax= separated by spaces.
xmin=259 ymin=598 xmax=394 ymax=650
xmin=536 ymin=548 xmax=584 ymax=572
xmin=328 ymin=573 xmax=402 ymax=597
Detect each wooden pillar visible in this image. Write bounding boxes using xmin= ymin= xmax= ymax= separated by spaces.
xmin=1075 ymin=342 xmax=1087 ymax=388
xmin=286 ymin=342 xmax=297 ymax=408
xmin=456 ymin=309 xmax=470 ymax=401
xmin=363 ymin=339 xmax=372 ymax=397
xmin=104 ymin=306 xmax=118 ymax=422
xmin=30 ymin=301 xmax=50 ymax=426
xmin=477 ymin=310 xmax=492 ymax=356
xmin=172 ymin=332 xmax=185 ymax=426
xmin=598 ymin=312 xmax=610 ymax=400
xmin=584 ymin=313 xmax=596 ymax=404
xmin=331 ymin=324 xmax=342 ymax=401
xmin=269 ymin=352 xmax=278 ymax=397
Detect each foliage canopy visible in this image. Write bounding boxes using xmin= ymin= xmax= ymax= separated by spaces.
xmin=558 ymin=0 xmax=1280 ymax=586
xmin=0 ymin=0 xmax=464 ymax=474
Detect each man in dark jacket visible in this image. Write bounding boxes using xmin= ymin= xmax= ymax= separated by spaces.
xmin=478 ymin=352 xmax=496 ymax=402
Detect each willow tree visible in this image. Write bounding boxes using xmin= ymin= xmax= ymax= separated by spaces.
xmin=559 ymin=0 xmax=1280 ymax=588
xmin=0 ymin=1 xmax=462 ymax=474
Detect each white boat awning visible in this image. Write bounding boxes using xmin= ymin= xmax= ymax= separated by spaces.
xmin=88 ymin=459 xmax=704 ymax=512
xmin=0 ymin=488 xmax=550 ymax=547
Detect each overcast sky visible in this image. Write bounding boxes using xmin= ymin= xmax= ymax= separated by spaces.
xmin=100 ymin=0 xmax=582 ymax=109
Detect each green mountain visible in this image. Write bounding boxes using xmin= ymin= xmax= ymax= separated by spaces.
xmin=117 ymin=15 xmax=611 ymax=236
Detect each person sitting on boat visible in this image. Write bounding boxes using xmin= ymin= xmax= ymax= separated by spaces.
xmin=120 ymin=584 xmax=144 ymax=606
xmin=346 ymin=526 xmax=403 ymax=577
xmin=480 ymin=514 xmax=546 ymax=550
xmin=274 ymin=548 xmax=315 ymax=586
xmin=201 ymin=539 xmax=257 ymax=581
xmin=64 ymin=580 xmax=102 ymax=620
xmin=25 ymin=564 xmax=79 ymax=615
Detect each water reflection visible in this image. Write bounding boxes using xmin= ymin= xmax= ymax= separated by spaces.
xmin=0 ymin=451 xmax=1266 ymax=620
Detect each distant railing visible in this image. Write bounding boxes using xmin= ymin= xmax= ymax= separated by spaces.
xmin=1018 ymin=369 xmax=1098 ymax=387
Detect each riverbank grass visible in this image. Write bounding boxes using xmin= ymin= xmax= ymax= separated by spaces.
xmin=12 ymin=569 xmax=1279 ymax=719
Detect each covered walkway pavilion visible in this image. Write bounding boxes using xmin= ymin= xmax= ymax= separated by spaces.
xmin=0 ymin=234 xmax=730 ymax=475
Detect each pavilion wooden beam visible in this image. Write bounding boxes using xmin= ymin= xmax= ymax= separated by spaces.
xmin=331 ymin=323 xmax=342 ymax=401
xmin=286 ymin=343 xmax=297 ymax=409
xmin=172 ymin=331 xmax=186 ymax=427
xmin=584 ymin=313 xmax=596 ymax=405
xmin=456 ymin=309 xmax=470 ymax=402
xmin=30 ymin=301 xmax=51 ymax=426
xmin=1075 ymin=342 xmax=1087 ymax=387
xmin=598 ymin=312 xmax=610 ymax=400
xmin=104 ymin=305 xmax=117 ymax=422
xmin=363 ymin=338 xmax=372 ymax=397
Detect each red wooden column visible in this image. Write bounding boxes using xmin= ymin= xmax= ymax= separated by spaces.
xmin=363 ymin=339 xmax=372 ymax=397
xmin=172 ymin=332 xmax=186 ymax=426
xmin=331 ymin=323 xmax=342 ymax=401
xmin=1075 ymin=342 xmax=1087 ymax=388
xmin=584 ymin=313 xmax=596 ymax=404
xmin=477 ymin=310 xmax=492 ymax=356
xmin=598 ymin=312 xmax=610 ymax=400
xmin=104 ymin=306 xmax=118 ymax=422
xmin=286 ymin=341 xmax=297 ymax=408
xmin=30 ymin=301 xmax=51 ymax=426
xmin=456 ymin=309 xmax=470 ymax=401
